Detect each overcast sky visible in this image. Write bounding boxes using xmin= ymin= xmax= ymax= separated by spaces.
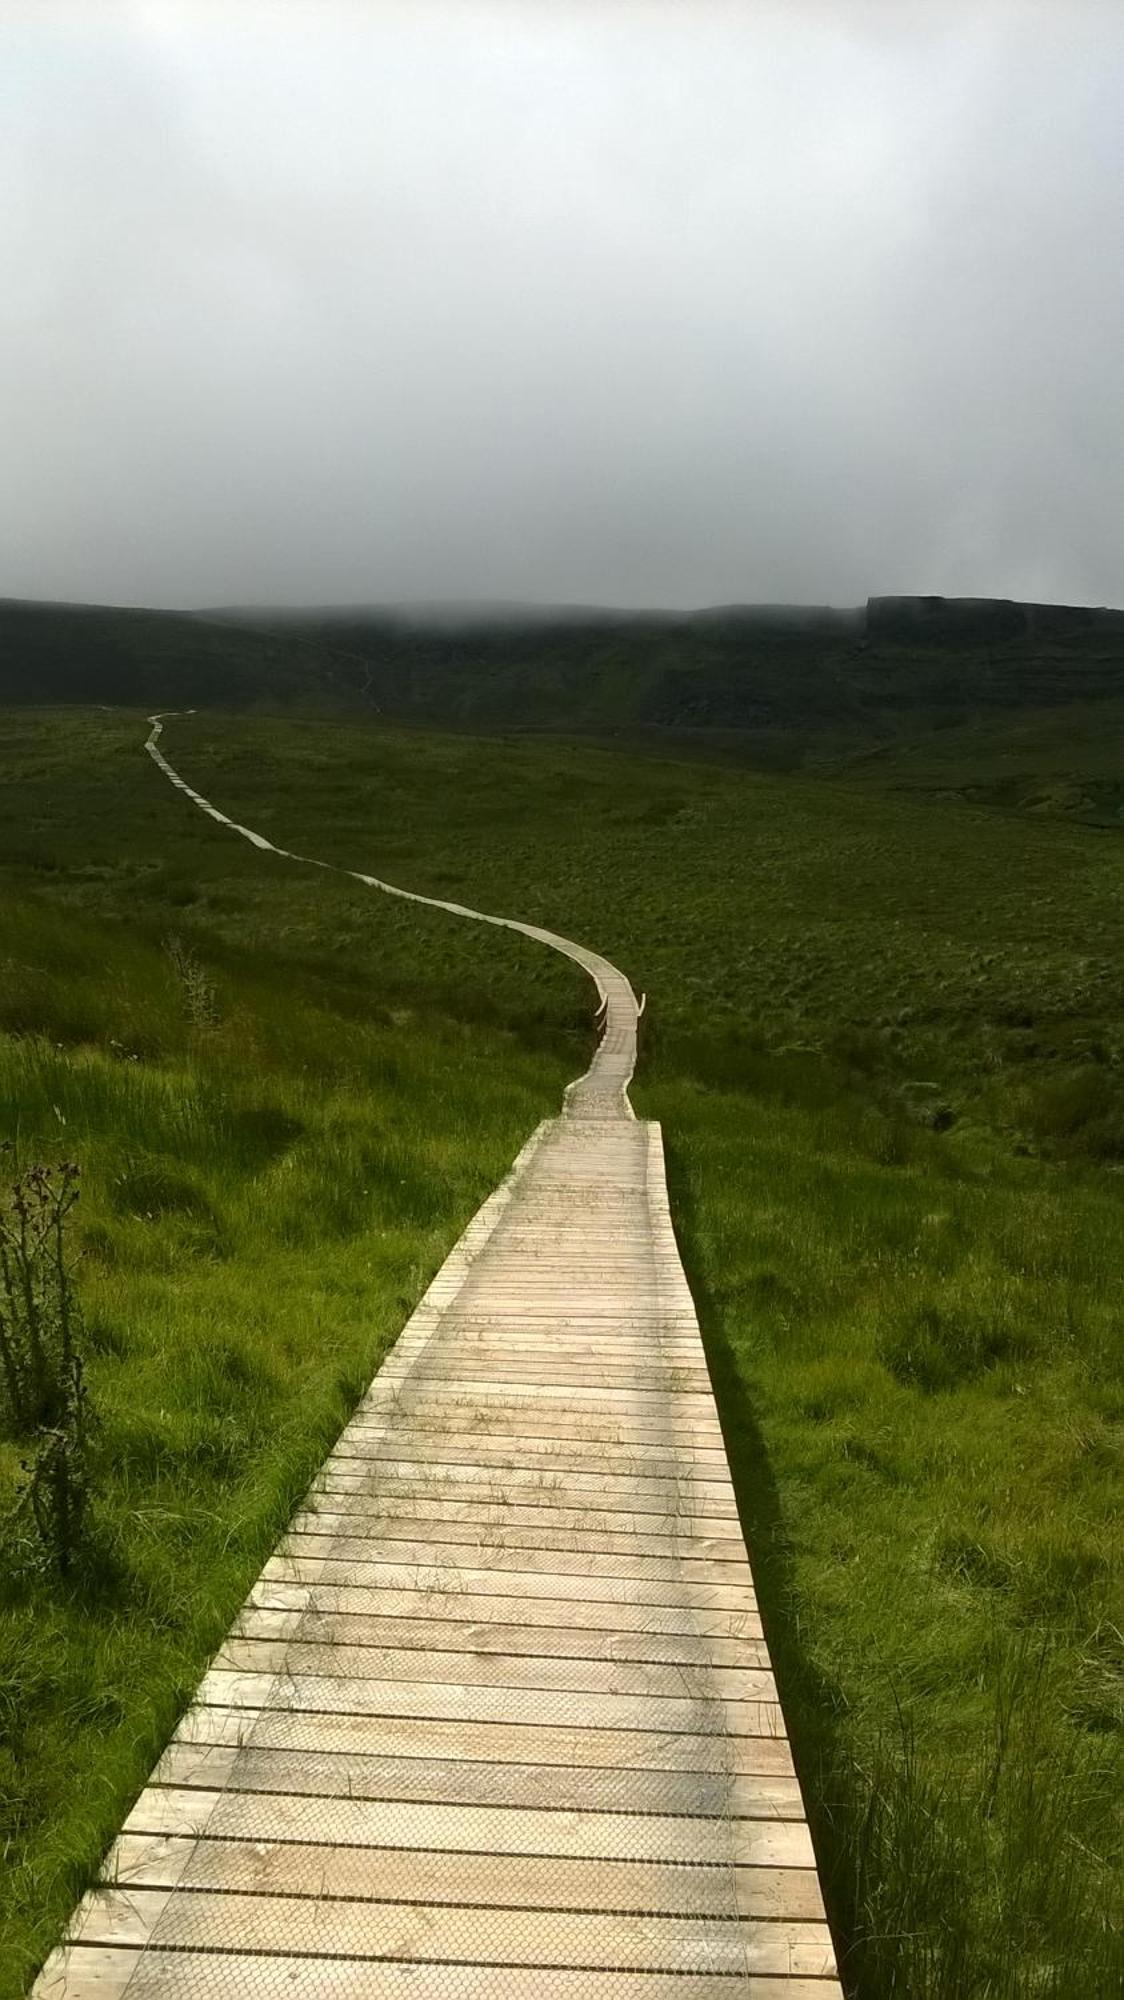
xmin=3 ymin=1 xmax=1123 ymax=611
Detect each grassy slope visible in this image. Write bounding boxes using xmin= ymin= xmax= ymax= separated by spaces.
xmin=0 ymin=600 xmax=368 ymax=710
xmin=4 ymin=594 xmax=1123 ymax=757
xmin=1 ymin=706 xmax=1121 ymax=1996
xmin=838 ymin=696 xmax=1124 ymax=827
xmin=0 ymin=712 xmax=582 ymax=1994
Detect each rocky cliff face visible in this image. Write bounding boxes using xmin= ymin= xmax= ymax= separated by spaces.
xmin=867 ymin=595 xmax=1124 ymax=645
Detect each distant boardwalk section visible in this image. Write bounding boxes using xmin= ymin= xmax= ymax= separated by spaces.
xmin=35 ymin=721 xmax=840 ymax=1997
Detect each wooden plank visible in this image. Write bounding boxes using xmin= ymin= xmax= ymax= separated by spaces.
xmin=312 ymin=1461 xmax=739 ymax=1505
xmin=153 ymin=1740 xmax=806 ymax=1817
xmin=347 ymin=1404 xmax=726 ymax=1441
xmin=37 ymin=1946 xmax=844 ymax=1999
xmin=248 ymin=1577 xmax=763 ymax=1636
xmin=286 ymin=1510 xmax=748 ymax=1559
xmin=332 ymin=1433 xmax=731 ymax=1471
xmin=300 ymin=1492 xmax=738 ymax=1535
xmin=195 ymin=1666 xmax=782 ymax=1736
xmin=260 ymin=1554 xmax=754 ymax=1607
xmin=107 ymin=1831 xmax=825 ymax=1919
xmin=123 ymin=1786 xmax=817 ymax=1867
xmin=213 ymin=1636 xmax=769 ymax=1700
xmin=72 ymin=1886 xmax=836 ymax=1977
xmin=233 ymin=1605 xmax=766 ymax=1659
xmin=232 ymin=1605 xmax=769 ymax=1664
xmin=275 ymin=1531 xmax=757 ymax=1584
xmin=357 ymin=1379 xmax=727 ymax=1411
xmin=172 ymin=1704 xmax=795 ymax=1776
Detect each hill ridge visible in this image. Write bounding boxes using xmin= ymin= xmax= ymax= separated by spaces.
xmin=2 ymin=591 xmax=1122 ymax=751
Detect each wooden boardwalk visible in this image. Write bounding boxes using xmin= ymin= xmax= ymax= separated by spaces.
xmin=34 ymin=723 xmax=840 ymax=1998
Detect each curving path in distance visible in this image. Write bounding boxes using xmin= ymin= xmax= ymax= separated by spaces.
xmin=144 ymin=713 xmax=640 ymax=1121
xmin=35 ymin=716 xmax=840 ymax=1999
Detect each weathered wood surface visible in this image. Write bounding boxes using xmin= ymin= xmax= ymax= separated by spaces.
xmin=32 ymin=726 xmax=840 ymax=1996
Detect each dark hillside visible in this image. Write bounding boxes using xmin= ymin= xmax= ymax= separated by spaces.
xmin=2 ymin=593 xmax=1122 ymax=753
xmin=0 ymin=599 xmax=365 ymax=710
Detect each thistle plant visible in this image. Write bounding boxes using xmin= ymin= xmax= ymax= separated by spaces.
xmin=165 ymin=934 xmax=219 ymax=1028
xmin=0 ymin=1153 xmax=90 ymax=1573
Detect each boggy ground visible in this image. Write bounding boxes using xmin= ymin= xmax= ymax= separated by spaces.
xmin=1 ymin=706 xmax=1121 ymax=1998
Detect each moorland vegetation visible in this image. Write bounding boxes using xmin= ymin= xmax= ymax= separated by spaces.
xmin=4 ymin=589 xmax=1124 ymax=756
xmin=0 ymin=649 xmax=1121 ymax=1997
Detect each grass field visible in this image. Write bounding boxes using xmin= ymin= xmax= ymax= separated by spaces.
xmin=0 ymin=710 xmax=583 ymax=1994
xmin=1 ymin=705 xmax=1121 ymax=1997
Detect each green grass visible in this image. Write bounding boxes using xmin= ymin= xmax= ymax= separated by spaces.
xmin=0 ymin=714 xmax=581 ymax=1993
xmin=660 ymin=1085 xmax=1122 ymax=1995
xmin=839 ymin=697 xmax=1124 ymax=827
xmin=1 ymin=704 xmax=1122 ymax=1996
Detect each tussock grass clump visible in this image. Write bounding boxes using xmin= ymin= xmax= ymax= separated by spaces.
xmin=878 ymin=1297 xmax=1037 ymax=1393
xmin=840 ymin=1648 xmax=1123 ymax=2000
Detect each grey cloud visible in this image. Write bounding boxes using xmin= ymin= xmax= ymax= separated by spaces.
xmin=2 ymin=1 xmax=1122 ymax=610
